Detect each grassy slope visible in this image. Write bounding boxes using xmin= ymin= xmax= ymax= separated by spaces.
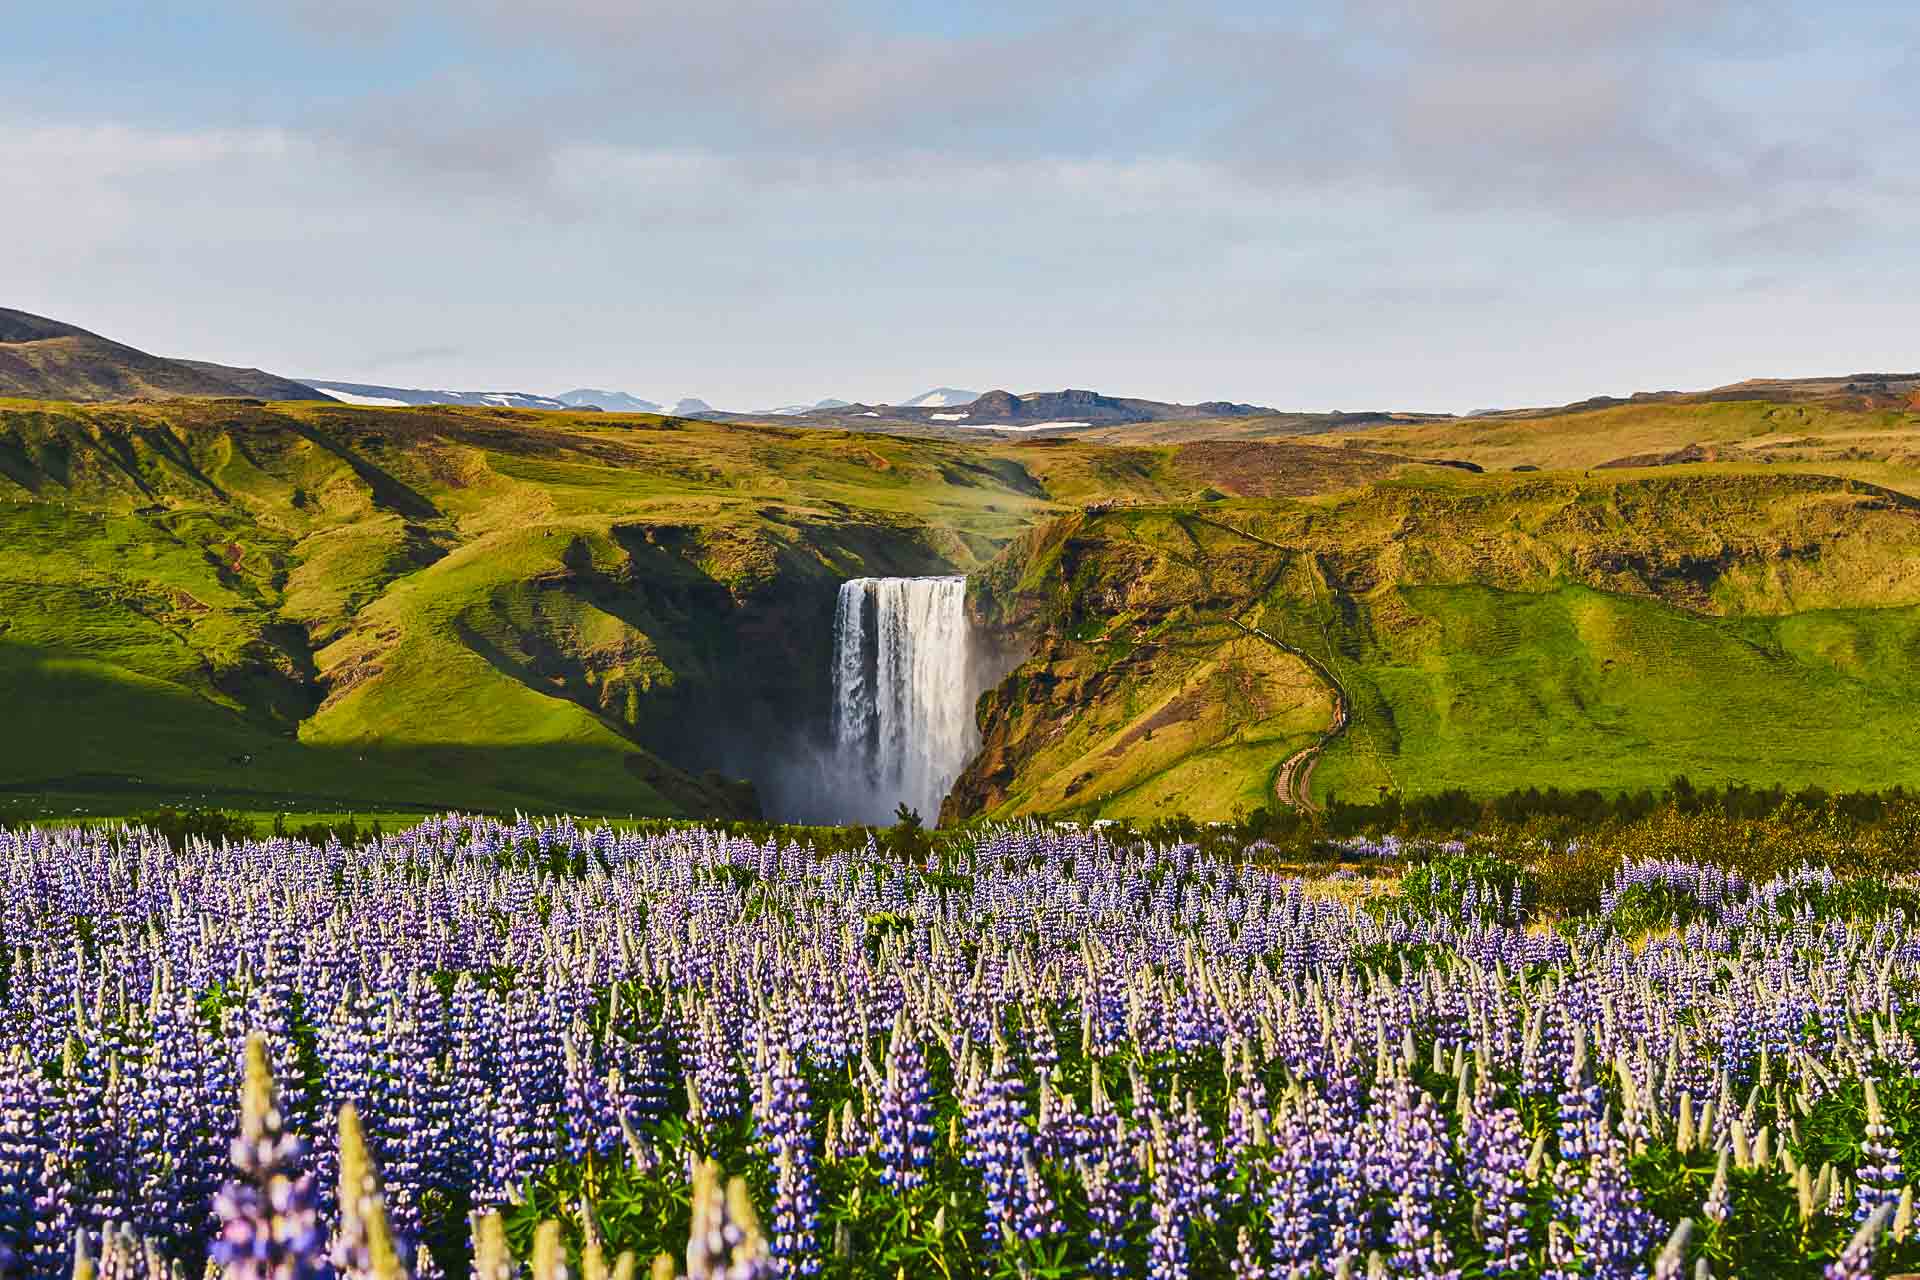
xmin=0 ymin=397 xmax=1376 ymax=818
xmin=1075 ymin=399 xmax=1920 ymax=512
xmin=1309 ymin=585 xmax=1920 ymax=803
xmin=960 ymin=467 xmax=1920 ymax=819
xmin=0 ymin=334 xmax=256 ymax=400
xmin=966 ymin=617 xmax=1332 ymax=821
xmin=1288 ymin=400 xmax=1920 ymax=474
xmin=10 ymin=392 xmax=1920 ymax=823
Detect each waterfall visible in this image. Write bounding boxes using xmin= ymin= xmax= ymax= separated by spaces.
xmin=829 ymin=575 xmax=978 ymax=824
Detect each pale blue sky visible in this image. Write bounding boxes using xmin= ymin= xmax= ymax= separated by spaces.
xmin=5 ymin=1 xmax=1915 ymax=411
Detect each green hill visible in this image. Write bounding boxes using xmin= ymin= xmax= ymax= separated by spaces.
xmin=955 ymin=469 xmax=1920 ymax=820
xmin=0 ymin=307 xmax=329 ymax=403
xmin=0 ymin=396 xmax=1416 ymax=820
xmin=6 ymin=390 xmax=1920 ymax=825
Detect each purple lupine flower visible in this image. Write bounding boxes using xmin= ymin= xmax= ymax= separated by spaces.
xmin=874 ymin=1016 xmax=935 ymax=1193
xmin=1078 ymin=1152 xmax=1133 ymax=1280
xmin=754 ymin=1048 xmax=819 ymax=1278
xmin=689 ymin=1001 xmax=746 ymax=1141
xmin=560 ymin=1022 xmax=601 ymax=1162
xmin=209 ymin=1034 xmax=330 ymax=1280
xmin=1146 ymin=1132 xmax=1188 ymax=1280
xmin=1552 ymin=1133 xmax=1659 ymax=1280
xmin=1144 ymin=1094 xmax=1219 ymax=1280
xmin=379 ymin=1006 xmax=435 ymax=1242
xmin=1231 ymin=1227 xmax=1267 ymax=1280
xmin=1018 ymin=1151 xmax=1062 ymax=1242
xmin=964 ymin=1042 xmax=1036 ymax=1252
xmin=1378 ymin=1077 xmax=1458 ymax=1280
xmin=483 ymin=991 xmax=562 ymax=1206
xmin=1701 ymin=1151 xmax=1730 ymax=1225
xmin=1267 ymin=1091 xmax=1331 ymax=1270
xmin=332 ymin=1101 xmax=410 ymax=1280
xmin=150 ymin=989 xmax=223 ymax=1245
xmin=618 ymin=1014 xmax=673 ymax=1127
xmin=1465 ymin=1099 xmax=1530 ymax=1275
xmin=1653 ymin=1219 xmax=1692 ymax=1280
xmin=685 ymin=1158 xmax=775 ymax=1280
xmin=65 ymin=1026 xmax=125 ymax=1234
xmin=1826 ymin=1205 xmax=1892 ymax=1280
xmin=441 ymin=976 xmax=491 ymax=1200
xmin=1077 ymin=1076 xmax=1139 ymax=1280
xmin=1855 ymin=1080 xmax=1902 ymax=1221
xmin=0 ymin=1050 xmax=55 ymax=1273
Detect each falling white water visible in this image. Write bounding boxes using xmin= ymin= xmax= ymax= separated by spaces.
xmin=829 ymin=575 xmax=979 ymax=824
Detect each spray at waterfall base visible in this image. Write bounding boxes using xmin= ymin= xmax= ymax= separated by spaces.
xmin=751 ymin=576 xmax=1016 ymax=826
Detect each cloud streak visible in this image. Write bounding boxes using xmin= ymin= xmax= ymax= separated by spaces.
xmin=1 ymin=0 xmax=1915 ymax=410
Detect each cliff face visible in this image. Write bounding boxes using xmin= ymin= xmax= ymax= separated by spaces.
xmin=0 ymin=398 xmax=1033 ymax=819
xmin=945 ymin=473 xmax=1920 ymax=821
xmin=944 ymin=506 xmax=1331 ymax=823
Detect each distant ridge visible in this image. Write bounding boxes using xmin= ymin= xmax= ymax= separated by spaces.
xmin=0 ymin=307 xmax=330 ymax=403
xmin=899 ymin=387 xmax=980 ymax=408
xmin=174 ymin=361 xmax=335 ymax=402
xmin=1468 ymin=372 xmax=1920 ymax=420
xmin=302 ymin=380 xmax=573 ymax=410
xmin=766 ymin=398 xmax=852 ymax=415
xmin=558 ymin=388 xmax=662 ymax=413
xmin=797 ymin=387 xmax=1280 ymax=429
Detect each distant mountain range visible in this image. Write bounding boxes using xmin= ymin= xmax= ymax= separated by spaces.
xmin=558 ymin=388 xmax=661 ymax=413
xmin=311 ymin=384 xmax=734 ymax=416
xmin=0 ymin=311 xmax=1301 ymax=428
xmin=1465 ymin=372 xmax=1920 ymax=419
xmin=897 ymin=388 xmax=980 ymax=408
xmin=8 ymin=305 xmax=1915 ymax=444
xmin=797 ymin=388 xmax=1281 ymax=429
xmin=0 ymin=307 xmax=330 ymax=403
xmin=765 ymin=398 xmax=852 ymax=416
xmin=302 ymin=380 xmax=574 ymax=411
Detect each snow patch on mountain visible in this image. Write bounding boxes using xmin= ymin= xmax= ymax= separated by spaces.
xmin=558 ymin=389 xmax=663 ymax=413
xmin=322 ymin=389 xmax=413 ymax=408
xmin=303 ymin=381 xmax=571 ymax=410
xmin=766 ymin=398 xmax=854 ymax=415
xmin=901 ymin=388 xmax=980 ymax=408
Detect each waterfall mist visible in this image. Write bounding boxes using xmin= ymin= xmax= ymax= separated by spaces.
xmin=763 ymin=575 xmax=981 ymax=825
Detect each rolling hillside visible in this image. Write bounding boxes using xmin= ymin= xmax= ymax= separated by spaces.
xmin=5 ymin=372 xmax=1920 ymax=824
xmin=0 ymin=395 xmax=1420 ymax=820
xmin=0 ymin=307 xmax=329 ymax=403
xmin=1059 ymin=374 xmax=1920 ymax=501
xmin=954 ymin=468 xmax=1920 ymax=820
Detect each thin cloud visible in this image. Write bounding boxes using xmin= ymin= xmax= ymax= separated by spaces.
xmin=5 ymin=1 xmax=1918 ymax=412
xmin=362 ymin=344 xmax=467 ymax=370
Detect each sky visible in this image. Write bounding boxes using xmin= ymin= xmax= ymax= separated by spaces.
xmin=3 ymin=0 xmax=1916 ymax=413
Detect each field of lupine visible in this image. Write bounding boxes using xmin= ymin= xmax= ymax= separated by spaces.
xmin=5 ymin=815 xmax=1920 ymax=1280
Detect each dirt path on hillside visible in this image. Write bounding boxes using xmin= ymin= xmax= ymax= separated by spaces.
xmin=1230 ymin=618 xmax=1350 ymax=811
xmin=1175 ymin=512 xmax=1356 ymax=811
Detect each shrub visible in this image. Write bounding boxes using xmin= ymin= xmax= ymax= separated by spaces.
xmin=132 ymin=806 xmax=256 ymax=846
xmin=1392 ymin=850 xmax=1533 ymax=925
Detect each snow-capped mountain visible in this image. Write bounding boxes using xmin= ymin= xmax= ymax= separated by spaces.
xmin=899 ymin=387 xmax=980 ymax=408
xmin=765 ymin=398 xmax=853 ymax=415
xmin=558 ymin=388 xmax=662 ymax=413
xmin=302 ymin=380 xmax=573 ymax=410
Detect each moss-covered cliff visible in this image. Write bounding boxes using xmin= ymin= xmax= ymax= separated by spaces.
xmin=953 ymin=470 xmax=1920 ymax=820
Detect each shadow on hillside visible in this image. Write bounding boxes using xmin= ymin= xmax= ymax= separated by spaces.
xmin=276 ymin=418 xmax=441 ymax=520
xmin=0 ymin=640 xmax=748 ymax=818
